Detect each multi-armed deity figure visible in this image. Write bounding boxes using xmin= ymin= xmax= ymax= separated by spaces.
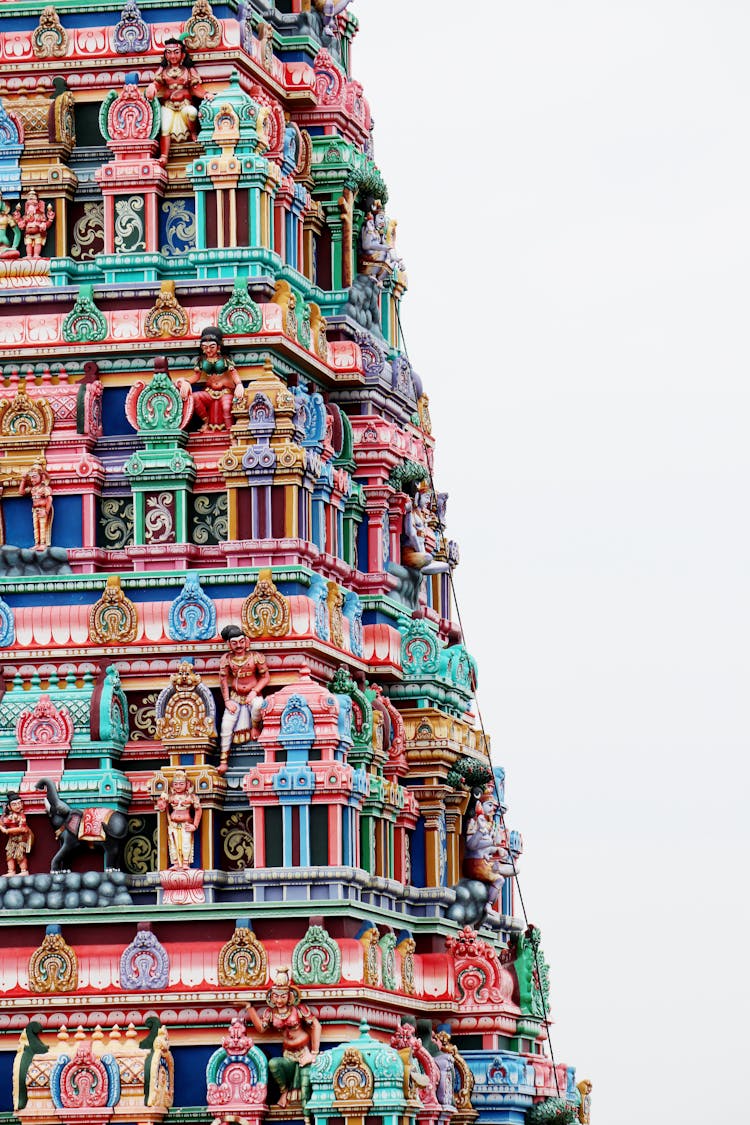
xmin=155 ymin=770 xmax=202 ymax=870
xmin=463 ymin=788 xmax=517 ymax=909
xmin=146 ymin=37 xmax=213 ymax=165
xmin=0 ymin=192 xmax=20 ymax=259
xmin=12 ymin=190 xmax=55 ymax=258
xmin=359 ymin=199 xmax=405 ymax=286
xmin=0 ymin=792 xmax=33 ymax=876
xmin=18 ymin=463 xmax=53 ymax=550
xmin=187 ymin=327 xmax=245 ymax=431
xmin=401 ymin=488 xmax=450 ymax=576
xmin=218 ymin=625 xmax=270 ymax=772
xmin=243 ymin=967 xmax=321 ymax=1114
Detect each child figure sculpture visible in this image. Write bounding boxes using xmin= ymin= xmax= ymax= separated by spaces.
xmin=0 ymin=792 xmax=33 ymax=875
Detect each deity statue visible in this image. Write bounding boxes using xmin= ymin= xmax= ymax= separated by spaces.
xmin=18 ymin=462 xmax=53 ymax=550
xmin=145 ymin=36 xmax=213 ymax=165
xmin=462 ymin=787 xmax=516 ymax=908
xmin=577 ymin=1079 xmax=593 ymax=1123
xmin=218 ymin=625 xmax=270 ymax=773
xmin=13 ymin=190 xmax=55 ymax=259
xmin=312 ymin=0 xmax=354 ymax=37
xmin=401 ymin=490 xmax=450 ymax=575
xmin=0 ymin=792 xmax=33 ymax=876
xmin=243 ymin=967 xmax=321 ymax=1114
xmin=187 ymin=326 xmax=245 ymax=431
xmin=359 ymin=199 xmax=404 ymax=286
xmin=0 ymin=192 xmax=21 ymax=259
xmin=155 ymin=769 xmax=202 ymax=870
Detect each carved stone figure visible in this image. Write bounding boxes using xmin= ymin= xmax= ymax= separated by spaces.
xmin=188 ymin=326 xmax=245 ymax=431
xmin=0 ymin=792 xmax=33 ymax=875
xmin=218 ymin=625 xmax=270 ymax=772
xmin=13 ymin=191 xmax=55 ymax=259
xmin=18 ymin=462 xmax=53 ymax=549
xmin=243 ymin=967 xmax=321 ymax=1113
xmin=0 ymin=192 xmax=20 ymax=259
xmin=145 ymin=37 xmax=213 ymax=164
xmin=155 ymin=769 xmax=202 ymax=870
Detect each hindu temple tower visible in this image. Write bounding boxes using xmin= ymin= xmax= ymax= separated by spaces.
xmin=0 ymin=2 xmax=589 ymax=1124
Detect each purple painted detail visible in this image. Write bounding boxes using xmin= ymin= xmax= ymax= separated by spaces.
xmin=119 ymin=922 xmax=169 ymax=990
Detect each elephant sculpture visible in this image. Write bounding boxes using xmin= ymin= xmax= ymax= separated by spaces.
xmin=35 ymin=778 xmax=128 ymax=871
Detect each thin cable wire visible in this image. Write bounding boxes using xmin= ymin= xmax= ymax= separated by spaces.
xmin=395 ymin=304 xmax=563 ymax=1099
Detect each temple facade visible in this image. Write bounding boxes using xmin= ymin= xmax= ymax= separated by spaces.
xmin=0 ymin=3 xmax=589 ymax=1124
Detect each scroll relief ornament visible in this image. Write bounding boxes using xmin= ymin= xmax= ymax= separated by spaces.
xmin=89 ymin=575 xmax=138 ymax=644
xmin=241 ymin=568 xmax=290 ymax=638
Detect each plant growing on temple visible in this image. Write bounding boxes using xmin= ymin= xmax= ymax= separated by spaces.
xmin=446 ymin=757 xmax=494 ymax=794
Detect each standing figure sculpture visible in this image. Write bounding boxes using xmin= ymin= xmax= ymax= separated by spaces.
xmin=0 ymin=792 xmax=33 ymax=875
xmin=188 ymin=327 xmax=245 ymax=431
xmin=218 ymin=625 xmax=270 ymax=772
xmin=19 ymin=463 xmax=53 ymax=550
xmin=0 ymin=192 xmax=21 ymax=259
xmin=145 ymin=36 xmax=213 ymax=165
xmin=155 ymin=770 xmax=202 ymax=870
xmin=243 ymin=967 xmax=320 ymax=1115
xmin=13 ymin=190 xmax=55 ymax=258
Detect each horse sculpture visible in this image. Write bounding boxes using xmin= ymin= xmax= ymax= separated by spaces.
xmin=35 ymin=777 xmax=128 ymax=871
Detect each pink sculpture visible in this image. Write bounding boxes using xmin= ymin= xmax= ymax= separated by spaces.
xmin=13 ymin=190 xmax=55 ymax=259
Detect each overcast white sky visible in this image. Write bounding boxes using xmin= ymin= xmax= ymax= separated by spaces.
xmin=354 ymin=3 xmax=749 ymax=1121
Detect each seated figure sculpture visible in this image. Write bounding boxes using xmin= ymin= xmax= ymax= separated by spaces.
xmin=401 ymin=490 xmax=450 ymax=575
xmin=463 ymin=788 xmax=516 ymax=908
xmin=243 ymin=967 xmax=320 ymax=1114
xmin=218 ymin=625 xmax=270 ymax=773
xmin=145 ymin=37 xmax=213 ymax=165
xmin=359 ymin=199 xmax=405 ymax=286
xmin=188 ymin=327 xmax=245 ymax=431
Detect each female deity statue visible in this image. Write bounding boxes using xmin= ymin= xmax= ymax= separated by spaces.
xmin=145 ymin=37 xmax=213 ymax=165
xmin=243 ymin=967 xmax=321 ymax=1114
xmin=188 ymin=327 xmax=245 ymax=431
xmin=155 ymin=770 xmax=202 ymax=870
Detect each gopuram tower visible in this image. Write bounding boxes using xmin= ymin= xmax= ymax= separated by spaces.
xmin=0 ymin=3 xmax=589 ymax=1124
